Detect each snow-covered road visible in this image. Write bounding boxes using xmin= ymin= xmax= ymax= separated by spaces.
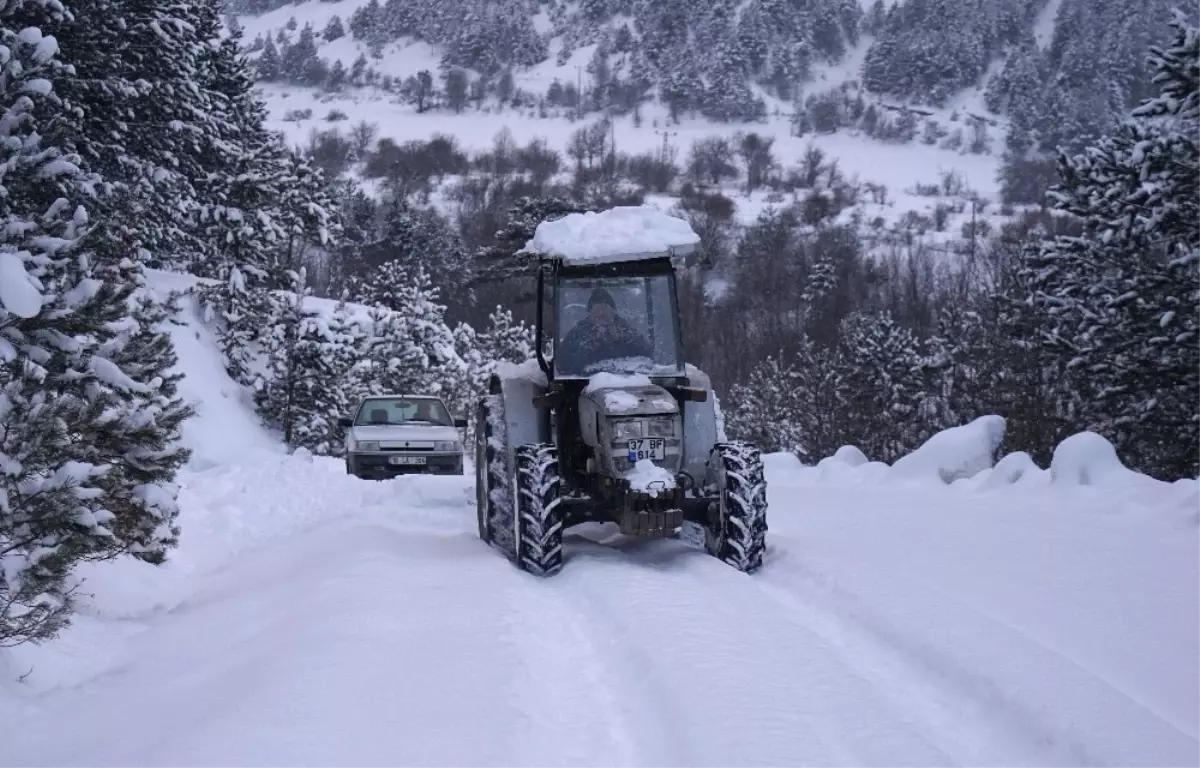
xmin=1 ymin=451 xmax=1195 ymax=767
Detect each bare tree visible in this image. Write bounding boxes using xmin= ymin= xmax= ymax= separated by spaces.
xmin=686 ymin=136 xmax=738 ymax=187
xmin=403 ymin=70 xmax=434 ymax=113
xmin=348 ymin=120 xmax=378 ymax=156
xmin=443 ymin=68 xmax=468 ymax=113
xmin=737 ymin=131 xmax=776 ymax=194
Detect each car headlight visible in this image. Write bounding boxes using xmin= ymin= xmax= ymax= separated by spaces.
xmin=612 ymin=420 xmax=643 ymax=441
xmin=647 ymin=418 xmax=674 ymax=437
xmin=434 ymin=441 xmax=460 ymax=452
xmin=357 ymin=441 xmax=380 ymax=452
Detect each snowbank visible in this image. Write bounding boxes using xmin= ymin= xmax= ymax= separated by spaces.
xmin=887 ymin=415 xmax=1005 ymax=485
xmin=977 ymin=451 xmax=1049 ymax=491
xmin=139 ymin=273 xmax=283 ymax=470
xmin=827 ymin=445 xmax=869 ymax=467
xmin=762 ymin=452 xmax=804 ymax=474
xmin=523 ymin=205 xmax=699 ymax=264
xmin=807 ymin=445 xmax=886 ymax=485
xmin=1050 ymin=431 xmax=1155 ymax=488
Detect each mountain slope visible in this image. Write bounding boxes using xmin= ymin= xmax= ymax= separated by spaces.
xmin=237 ymin=0 xmax=1009 ymax=237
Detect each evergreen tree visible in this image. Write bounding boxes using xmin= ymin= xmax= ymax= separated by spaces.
xmin=347 ymin=264 xmax=459 ymax=398
xmin=727 ymin=356 xmax=805 ymax=455
xmin=254 ymin=273 xmax=313 ymax=446
xmin=254 ymin=272 xmax=347 ymax=453
xmin=194 ymin=22 xmax=341 ymax=386
xmin=1 ymin=0 xmax=190 ymax=643
xmin=477 ymin=305 xmax=535 ymax=365
xmin=833 ymin=312 xmax=926 ymax=461
xmin=323 ymin=14 xmax=346 ymax=42
xmin=52 ymin=0 xmax=226 ymax=272
xmin=326 ymin=59 xmax=348 ymax=90
xmin=321 ymin=296 xmax=369 ymax=452
xmin=86 ymin=285 xmax=195 ymax=562
xmin=1022 ymin=13 xmax=1198 ymax=478
xmin=256 ymin=36 xmax=281 ymax=80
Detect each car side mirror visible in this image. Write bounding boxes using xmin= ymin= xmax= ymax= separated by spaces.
xmin=337 ymin=417 xmax=353 ymax=429
xmin=454 ymin=418 xmax=468 ymax=429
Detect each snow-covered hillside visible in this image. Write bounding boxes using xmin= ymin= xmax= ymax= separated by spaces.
xmin=237 ymin=0 xmax=1007 ymax=238
xmin=1 ymin=269 xmax=1196 ymax=766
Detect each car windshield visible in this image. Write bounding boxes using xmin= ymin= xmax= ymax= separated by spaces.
xmin=553 ymin=274 xmax=684 ymax=378
xmin=355 ymin=397 xmax=452 ymax=426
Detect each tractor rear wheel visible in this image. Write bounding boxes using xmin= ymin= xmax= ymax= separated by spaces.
xmin=514 ymin=443 xmax=565 ymax=576
xmin=475 ymin=394 xmax=516 ymax=555
xmin=704 ymin=441 xmax=768 ymax=573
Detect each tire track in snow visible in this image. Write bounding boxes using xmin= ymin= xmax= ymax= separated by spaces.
xmin=758 ymin=573 xmax=1099 ymax=763
xmin=499 ymin=568 xmax=664 ymax=766
xmin=752 ymin=561 xmax=1111 ymax=765
xmin=559 ymin=533 xmax=959 ymax=766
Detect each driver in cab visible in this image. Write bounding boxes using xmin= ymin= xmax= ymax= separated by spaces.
xmin=557 ymin=287 xmax=652 ymax=374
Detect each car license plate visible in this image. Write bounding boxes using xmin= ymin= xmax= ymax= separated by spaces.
xmin=627 ymin=438 xmax=665 ymax=462
xmin=389 ymin=455 xmax=426 ymax=466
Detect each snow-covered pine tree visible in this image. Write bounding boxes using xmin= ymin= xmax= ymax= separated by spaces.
xmin=361 ymin=306 xmax=425 ymax=395
xmin=194 ymin=11 xmax=337 ymax=387
xmin=833 ymin=312 xmax=927 ymax=461
xmin=447 ymin=304 xmax=535 ymax=431
xmin=254 ymin=271 xmax=332 ymax=450
xmin=347 ymin=266 xmax=460 ymax=400
xmin=81 ymin=280 xmax=196 ymax=563
xmin=1 ymin=0 xmax=190 ymax=642
xmin=919 ymin=303 xmax=998 ymax=434
xmin=274 ymin=148 xmax=342 ymax=277
xmin=726 ymin=355 xmax=805 ymax=455
xmin=1022 ymin=12 xmax=1199 ymax=478
xmin=320 ymin=296 xmax=369 ymax=453
xmin=52 ymin=0 xmax=224 ymax=272
xmin=477 ymin=305 xmax=535 ymax=365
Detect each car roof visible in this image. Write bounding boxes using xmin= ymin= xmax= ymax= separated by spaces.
xmin=360 ymin=394 xmax=443 ymax=401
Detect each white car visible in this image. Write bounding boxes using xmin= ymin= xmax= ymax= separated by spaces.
xmin=339 ymin=394 xmax=467 ymax=478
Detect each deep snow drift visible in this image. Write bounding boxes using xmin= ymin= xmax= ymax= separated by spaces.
xmin=0 ymin=272 xmax=1195 ymax=767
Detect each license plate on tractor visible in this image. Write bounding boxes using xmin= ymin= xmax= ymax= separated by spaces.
xmin=627 ymin=438 xmax=665 ymax=462
xmin=389 ymin=455 xmax=427 ymax=466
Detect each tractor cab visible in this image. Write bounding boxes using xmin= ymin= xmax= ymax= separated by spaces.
xmin=542 ymin=257 xmax=686 ymax=382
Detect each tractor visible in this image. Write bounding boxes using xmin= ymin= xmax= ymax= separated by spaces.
xmin=474 ymin=206 xmax=768 ymax=576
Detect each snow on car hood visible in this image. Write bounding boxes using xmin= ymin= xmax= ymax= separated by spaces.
xmin=349 ymin=424 xmax=461 ymax=445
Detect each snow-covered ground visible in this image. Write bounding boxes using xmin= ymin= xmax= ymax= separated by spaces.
xmin=0 ymin=273 xmax=1196 ymax=766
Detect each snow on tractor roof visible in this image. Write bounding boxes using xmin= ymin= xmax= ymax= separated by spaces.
xmin=523 ymin=206 xmax=700 ymax=265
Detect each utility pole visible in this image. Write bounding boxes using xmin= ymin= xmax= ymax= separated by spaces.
xmin=575 ymin=65 xmax=583 ymax=121
xmin=609 ymin=110 xmax=617 ymax=178
xmin=655 ymin=129 xmax=676 ymax=164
